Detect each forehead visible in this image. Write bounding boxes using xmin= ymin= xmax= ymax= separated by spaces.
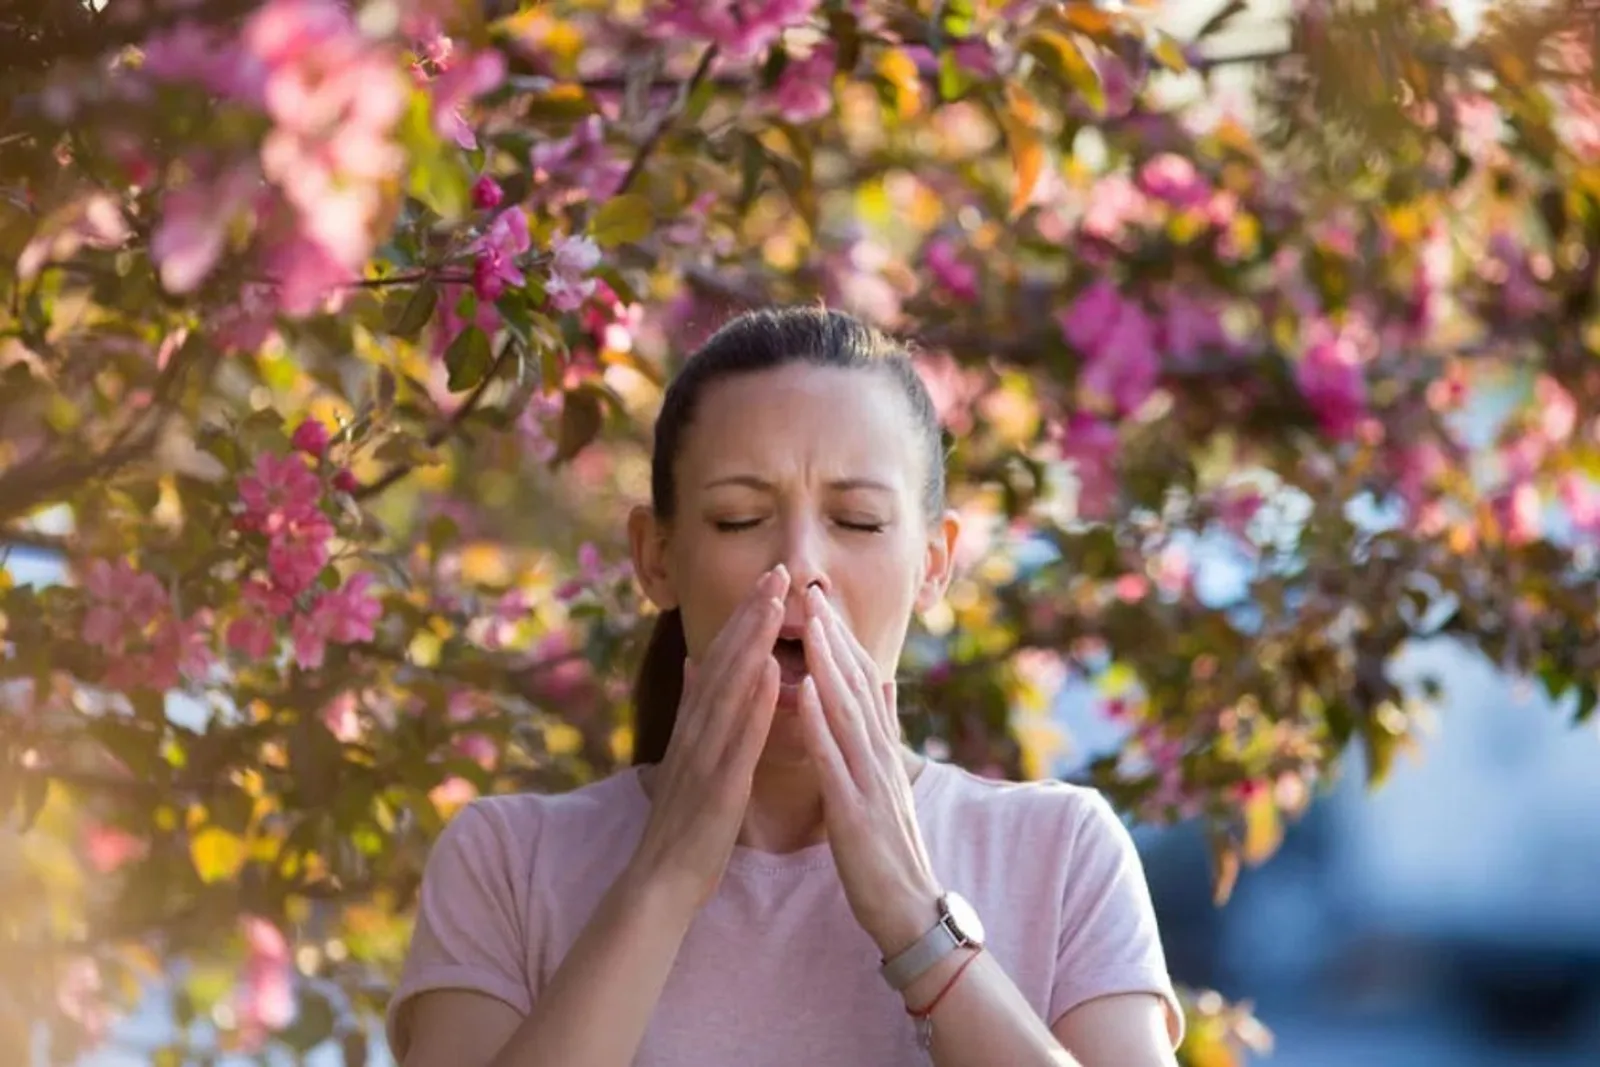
xmin=676 ymin=362 xmax=923 ymax=490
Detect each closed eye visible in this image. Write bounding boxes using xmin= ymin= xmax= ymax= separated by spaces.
xmin=838 ymin=521 xmax=886 ymax=534
xmin=712 ymin=518 xmax=762 ymax=532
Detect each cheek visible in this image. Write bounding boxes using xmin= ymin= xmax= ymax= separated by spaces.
xmin=671 ymin=537 xmax=770 ymax=651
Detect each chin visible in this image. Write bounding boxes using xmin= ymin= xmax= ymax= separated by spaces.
xmin=756 ymin=716 xmax=813 ymax=768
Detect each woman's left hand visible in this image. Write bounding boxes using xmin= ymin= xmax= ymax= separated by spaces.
xmin=797 ymin=584 xmax=945 ymax=959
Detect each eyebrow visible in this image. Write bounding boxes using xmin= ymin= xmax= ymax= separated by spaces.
xmin=701 ymin=475 xmax=897 ymax=494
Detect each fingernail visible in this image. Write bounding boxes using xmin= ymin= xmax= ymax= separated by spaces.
xmin=772 ymin=563 xmax=789 ymax=585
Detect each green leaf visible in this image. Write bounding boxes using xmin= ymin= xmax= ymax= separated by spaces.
xmin=385 ymin=282 xmax=439 ymax=340
xmin=591 ymin=194 xmax=653 ymax=248
xmin=445 ymin=326 xmax=493 ymax=392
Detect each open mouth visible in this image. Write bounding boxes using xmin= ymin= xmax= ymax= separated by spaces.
xmin=773 ymin=630 xmax=809 ymax=688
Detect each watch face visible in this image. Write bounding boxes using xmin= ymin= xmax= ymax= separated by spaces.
xmin=944 ymin=892 xmax=985 ymax=945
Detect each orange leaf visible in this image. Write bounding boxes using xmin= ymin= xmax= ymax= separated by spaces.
xmin=999 ymin=84 xmax=1045 ymax=218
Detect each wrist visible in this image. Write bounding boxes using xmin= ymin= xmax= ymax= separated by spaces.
xmin=612 ymin=861 xmax=705 ymax=932
xmin=867 ymin=884 xmax=944 ymax=959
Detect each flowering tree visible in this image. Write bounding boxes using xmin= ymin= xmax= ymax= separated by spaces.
xmin=2 ymin=0 xmax=1598 ymax=1062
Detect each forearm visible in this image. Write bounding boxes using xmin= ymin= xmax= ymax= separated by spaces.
xmin=902 ymin=948 xmax=1080 ymax=1067
xmin=489 ymin=867 xmax=693 ymax=1067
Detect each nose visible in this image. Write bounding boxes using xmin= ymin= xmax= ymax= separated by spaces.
xmin=777 ymin=514 xmax=831 ymax=609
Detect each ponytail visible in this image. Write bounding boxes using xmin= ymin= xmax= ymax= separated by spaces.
xmin=632 ymin=609 xmax=686 ymax=765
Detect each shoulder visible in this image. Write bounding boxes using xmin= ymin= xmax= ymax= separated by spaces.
xmin=427 ymin=768 xmax=649 ymax=880
xmin=920 ymin=759 xmax=1128 ymax=854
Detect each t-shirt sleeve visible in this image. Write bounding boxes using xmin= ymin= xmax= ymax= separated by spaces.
xmin=385 ymin=800 xmax=533 ymax=1060
xmin=1048 ymin=791 xmax=1185 ymax=1048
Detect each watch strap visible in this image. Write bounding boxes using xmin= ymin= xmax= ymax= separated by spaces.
xmin=880 ymin=910 xmax=963 ymax=991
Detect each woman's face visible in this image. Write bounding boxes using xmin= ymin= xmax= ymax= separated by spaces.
xmin=631 ymin=362 xmax=959 ymax=754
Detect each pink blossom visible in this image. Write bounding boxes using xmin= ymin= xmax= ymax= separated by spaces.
xmin=56 ymin=958 xmax=110 ymax=1042
xmin=653 ymin=0 xmax=822 ymax=63
xmin=546 ymin=234 xmax=601 ymax=311
xmin=265 ymin=514 xmax=333 ymax=595
xmin=82 ymin=560 xmax=168 ymax=653
xmin=529 ymin=116 xmax=629 ymax=206
xmin=1535 ymin=374 xmax=1577 ymax=443
xmin=291 ymin=610 xmax=333 ymax=670
xmin=150 ymin=163 xmax=260 ymax=294
xmin=924 ymin=238 xmax=980 ymax=303
xmin=317 ymin=573 xmax=382 ymax=643
xmin=1485 ymin=232 xmax=1549 ymax=319
xmin=291 ymin=574 xmax=381 ymax=669
xmin=471 ymin=208 xmax=531 ymax=301
xmin=1079 ymin=300 xmax=1159 ymax=415
xmin=236 ymin=917 xmax=294 ymax=1050
xmin=1495 ymin=481 xmax=1543 ymax=546
xmin=1137 ymin=153 xmax=1209 ymax=209
xmin=914 ymin=351 xmax=986 ymax=436
xmin=427 ymin=47 xmax=506 ymax=149
xmin=1158 ymin=289 xmax=1227 ymax=365
xmin=518 ymin=390 xmax=564 ymax=462
xmin=332 ymin=468 xmax=358 ymax=493
xmin=238 ymin=453 xmax=323 ymax=533
xmin=322 ymin=691 xmax=363 ymax=742
xmin=1080 ymin=175 xmax=1147 ymax=243
xmin=84 ymin=823 xmax=148 ymax=874
xmin=1295 ymin=317 xmax=1369 ymax=440
xmin=259 ymin=234 xmax=360 ymax=317
xmin=472 ymin=174 xmax=504 ymax=210
xmin=1152 ymin=542 xmax=1193 ymax=598
xmin=211 ymin=283 xmax=279 ymax=353
xmin=1560 ymin=473 xmax=1600 ymax=538
xmin=1058 ymin=280 xmax=1123 ymax=352
xmin=764 ymin=41 xmax=835 ymax=122
xmin=1055 ymin=415 xmax=1120 ymax=519
xmin=434 ymin=284 xmax=503 ymax=357
xmin=290 ymin=418 xmax=330 ymax=457
xmin=226 ymin=612 xmax=278 ymax=660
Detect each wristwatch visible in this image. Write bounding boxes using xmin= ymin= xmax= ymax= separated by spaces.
xmin=879 ymin=891 xmax=986 ymax=991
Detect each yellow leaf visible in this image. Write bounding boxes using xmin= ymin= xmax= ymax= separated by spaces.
xmin=544 ymin=722 xmax=583 ymax=757
xmin=1241 ymin=791 xmax=1283 ymax=865
xmin=189 ymin=827 xmax=247 ymax=884
xmin=999 ymin=84 xmax=1045 ymax=218
xmin=591 ymin=193 xmax=653 ymax=248
xmin=877 ymin=48 xmax=923 ymax=116
xmin=1151 ymin=34 xmax=1189 ymax=74
xmin=1025 ymin=30 xmax=1104 ymax=115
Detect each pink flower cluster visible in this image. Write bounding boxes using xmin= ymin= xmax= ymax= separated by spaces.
xmin=143 ymin=0 xmax=412 ymax=316
xmin=556 ymin=542 xmax=631 ymax=602
xmin=226 ymin=433 xmax=381 ymax=669
xmin=80 ymin=560 xmax=214 ymax=693
xmin=235 ymin=916 xmax=295 ymax=1050
xmin=405 ymin=14 xmax=507 ymax=150
xmin=653 ymin=0 xmax=822 ymax=63
xmin=1294 ymin=316 xmax=1371 ymax=441
xmin=762 ymin=40 xmax=836 ymax=123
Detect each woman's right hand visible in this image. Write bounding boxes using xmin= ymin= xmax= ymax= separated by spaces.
xmin=626 ymin=564 xmax=790 ymax=912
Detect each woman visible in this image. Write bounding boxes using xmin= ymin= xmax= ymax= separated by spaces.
xmin=387 ymin=307 xmax=1184 ymax=1066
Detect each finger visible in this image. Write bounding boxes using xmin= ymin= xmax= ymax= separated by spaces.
xmin=809 ymin=588 xmax=888 ymax=747
xmin=697 ymin=565 xmax=791 ymax=685
xmin=881 ymin=679 xmax=902 ymax=742
xmin=727 ymin=655 xmax=781 ymax=772
xmin=696 ymin=595 xmax=785 ymax=756
xmin=672 ymin=568 xmax=788 ymax=751
xmin=803 ymin=612 xmax=874 ymax=782
xmin=797 ymin=674 xmax=852 ymax=799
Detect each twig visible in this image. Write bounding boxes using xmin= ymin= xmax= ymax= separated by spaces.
xmin=353 ymin=335 xmax=519 ymax=500
xmin=616 ymin=44 xmax=720 ymax=197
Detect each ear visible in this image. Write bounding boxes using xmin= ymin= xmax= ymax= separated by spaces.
xmin=627 ymin=504 xmax=679 ymax=611
xmin=915 ymin=508 xmax=961 ymax=613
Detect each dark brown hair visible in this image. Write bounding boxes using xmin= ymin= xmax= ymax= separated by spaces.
xmin=631 ymin=306 xmax=946 ymax=764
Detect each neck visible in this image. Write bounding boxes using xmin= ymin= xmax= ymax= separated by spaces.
xmin=737 ymin=756 xmax=829 ymax=854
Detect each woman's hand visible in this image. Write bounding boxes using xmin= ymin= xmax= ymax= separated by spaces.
xmin=795 ymin=584 xmax=944 ymax=958
xmin=627 ymin=565 xmax=790 ymax=913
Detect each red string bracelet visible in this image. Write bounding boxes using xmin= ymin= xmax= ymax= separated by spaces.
xmin=906 ymin=946 xmax=984 ymax=1050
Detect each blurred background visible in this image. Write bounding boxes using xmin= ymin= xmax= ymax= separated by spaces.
xmin=7 ymin=0 xmax=1600 ymax=1062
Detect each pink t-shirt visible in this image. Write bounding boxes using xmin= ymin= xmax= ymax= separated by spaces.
xmin=386 ymin=759 xmax=1184 ymax=1064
